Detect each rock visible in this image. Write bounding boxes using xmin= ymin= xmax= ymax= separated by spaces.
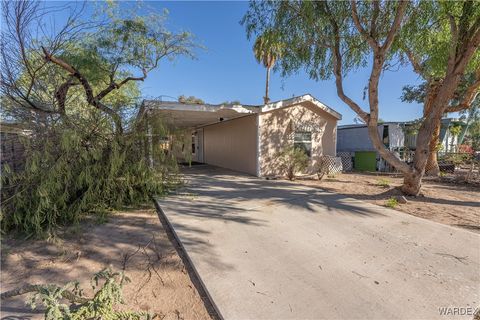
xmin=395 ymin=196 xmax=408 ymax=204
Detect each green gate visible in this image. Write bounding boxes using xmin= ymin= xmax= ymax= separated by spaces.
xmin=354 ymin=151 xmax=377 ymax=171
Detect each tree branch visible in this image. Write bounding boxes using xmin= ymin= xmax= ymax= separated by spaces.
xmin=351 ymin=0 xmax=378 ymax=49
xmin=405 ymin=49 xmax=424 ymax=75
xmin=446 ymin=70 xmax=480 ymax=113
xmin=370 ymin=1 xmax=380 ymax=39
xmin=42 ymin=46 xmax=123 ymax=134
xmin=1 ymin=284 xmax=89 ymax=304
xmin=323 ymin=2 xmax=369 ymax=122
xmin=381 ymin=0 xmax=408 ymax=53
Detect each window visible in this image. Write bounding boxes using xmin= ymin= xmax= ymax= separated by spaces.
xmin=294 ymin=131 xmax=312 ymax=157
xmin=382 ymin=125 xmax=390 ymax=148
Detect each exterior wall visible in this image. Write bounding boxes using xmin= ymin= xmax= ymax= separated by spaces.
xmin=337 ymin=126 xmax=384 ymax=152
xmin=388 ymin=124 xmax=405 ymax=149
xmin=202 ymin=115 xmax=258 ymax=175
xmin=258 ymin=102 xmax=338 ymax=177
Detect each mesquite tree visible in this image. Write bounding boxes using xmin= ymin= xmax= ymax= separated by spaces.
xmin=1 ymin=1 xmax=196 ymax=136
xmin=243 ymin=0 xmax=480 ymax=195
xmin=398 ymin=1 xmax=480 ymax=175
xmin=0 ymin=1 xmax=197 ymax=236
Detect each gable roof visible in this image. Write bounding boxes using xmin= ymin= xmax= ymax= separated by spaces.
xmin=260 ymin=94 xmax=342 ymax=120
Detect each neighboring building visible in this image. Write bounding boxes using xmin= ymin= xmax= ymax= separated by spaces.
xmin=141 ymin=94 xmax=342 ymax=177
xmin=337 ymin=118 xmax=467 ymax=172
xmin=403 ymin=118 xmax=467 ymax=154
xmin=337 ymin=122 xmax=404 ymax=171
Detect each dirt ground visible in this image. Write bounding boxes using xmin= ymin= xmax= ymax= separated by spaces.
xmin=298 ymin=172 xmax=480 ymax=233
xmin=0 ymin=207 xmax=214 ymax=320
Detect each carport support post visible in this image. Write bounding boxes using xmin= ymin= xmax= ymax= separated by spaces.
xmin=147 ymin=112 xmax=154 ymax=169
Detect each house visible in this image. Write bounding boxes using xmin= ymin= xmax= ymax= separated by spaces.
xmin=141 ymin=94 xmax=342 ymax=177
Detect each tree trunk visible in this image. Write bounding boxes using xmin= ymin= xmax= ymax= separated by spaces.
xmin=402 ymin=170 xmax=423 ymax=196
xmin=425 ymin=120 xmax=441 ymax=176
xmin=264 ymin=67 xmax=270 ymax=104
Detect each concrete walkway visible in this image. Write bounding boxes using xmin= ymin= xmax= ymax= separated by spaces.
xmin=156 ymin=166 xmax=480 ymax=320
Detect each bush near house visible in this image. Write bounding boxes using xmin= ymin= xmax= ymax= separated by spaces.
xmin=277 ymin=146 xmax=309 ymax=180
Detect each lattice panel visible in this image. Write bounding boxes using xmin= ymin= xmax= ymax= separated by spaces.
xmin=319 ymin=155 xmax=343 ymax=174
xmin=336 ymin=152 xmax=353 ymax=172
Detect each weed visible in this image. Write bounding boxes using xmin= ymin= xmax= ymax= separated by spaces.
xmin=376 ymin=178 xmax=391 ymax=188
xmin=385 ymin=197 xmax=399 ymax=208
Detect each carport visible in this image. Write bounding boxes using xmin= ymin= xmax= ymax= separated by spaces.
xmin=141 ymin=100 xmax=258 ymax=164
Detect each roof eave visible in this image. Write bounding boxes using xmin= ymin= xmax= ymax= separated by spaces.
xmin=260 ymin=94 xmax=342 ymax=120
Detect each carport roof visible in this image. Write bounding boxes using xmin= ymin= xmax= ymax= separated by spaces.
xmin=141 ymin=94 xmax=341 ymax=129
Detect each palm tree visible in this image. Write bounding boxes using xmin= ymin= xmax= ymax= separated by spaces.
xmin=253 ymin=30 xmax=284 ymax=104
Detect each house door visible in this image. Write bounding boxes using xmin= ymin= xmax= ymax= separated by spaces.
xmin=196 ymin=128 xmax=204 ymax=163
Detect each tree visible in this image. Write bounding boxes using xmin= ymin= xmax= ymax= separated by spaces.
xmin=178 ymin=95 xmax=205 ymax=104
xmin=243 ymin=1 xmax=480 ymax=195
xmin=253 ymin=29 xmax=284 ymax=104
xmin=399 ymin=1 xmax=480 ymax=175
xmin=0 ymin=1 xmax=197 ymax=236
xmin=1 ymin=1 xmax=196 ymax=136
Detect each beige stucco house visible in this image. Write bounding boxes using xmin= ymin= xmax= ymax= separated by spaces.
xmin=142 ymin=94 xmax=342 ymax=177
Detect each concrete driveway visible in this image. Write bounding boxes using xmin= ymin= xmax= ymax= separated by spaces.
xmin=156 ymin=166 xmax=479 ymax=320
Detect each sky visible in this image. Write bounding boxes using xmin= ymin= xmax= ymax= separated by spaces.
xmin=62 ymin=1 xmax=426 ymax=125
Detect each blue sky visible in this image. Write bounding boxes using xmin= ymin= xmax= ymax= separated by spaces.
xmin=64 ymin=1 xmax=426 ymax=125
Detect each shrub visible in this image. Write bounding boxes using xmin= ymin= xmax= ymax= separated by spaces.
xmin=277 ymin=146 xmax=309 ymax=180
xmin=385 ymin=197 xmax=398 ymax=208
xmin=1 ymin=267 xmax=154 ymax=320
xmin=441 ymin=153 xmax=472 ymax=165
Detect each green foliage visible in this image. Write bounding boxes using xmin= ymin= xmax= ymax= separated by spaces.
xmin=385 ymin=197 xmax=399 ymax=208
xmin=253 ymin=29 xmax=284 ymax=69
xmin=1 ymin=117 xmax=179 ymax=238
xmin=0 ymin=1 xmax=197 ymax=237
xmin=277 ymin=146 xmax=309 ymax=180
xmin=243 ymin=1 xmax=370 ymax=80
xmin=376 ymin=178 xmax=391 ymax=188
xmin=178 ymin=95 xmax=205 ymax=104
xmin=466 ymin=117 xmax=480 ymax=151
xmin=441 ymin=152 xmax=472 ymax=165
xmin=398 ymin=1 xmax=480 ymax=79
xmin=449 ymin=123 xmax=463 ymax=137
xmin=26 ymin=267 xmax=154 ymax=320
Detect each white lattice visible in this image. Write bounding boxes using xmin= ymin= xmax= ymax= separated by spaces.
xmin=319 ymin=155 xmax=343 ymax=174
xmin=337 ymin=152 xmax=353 ymax=172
